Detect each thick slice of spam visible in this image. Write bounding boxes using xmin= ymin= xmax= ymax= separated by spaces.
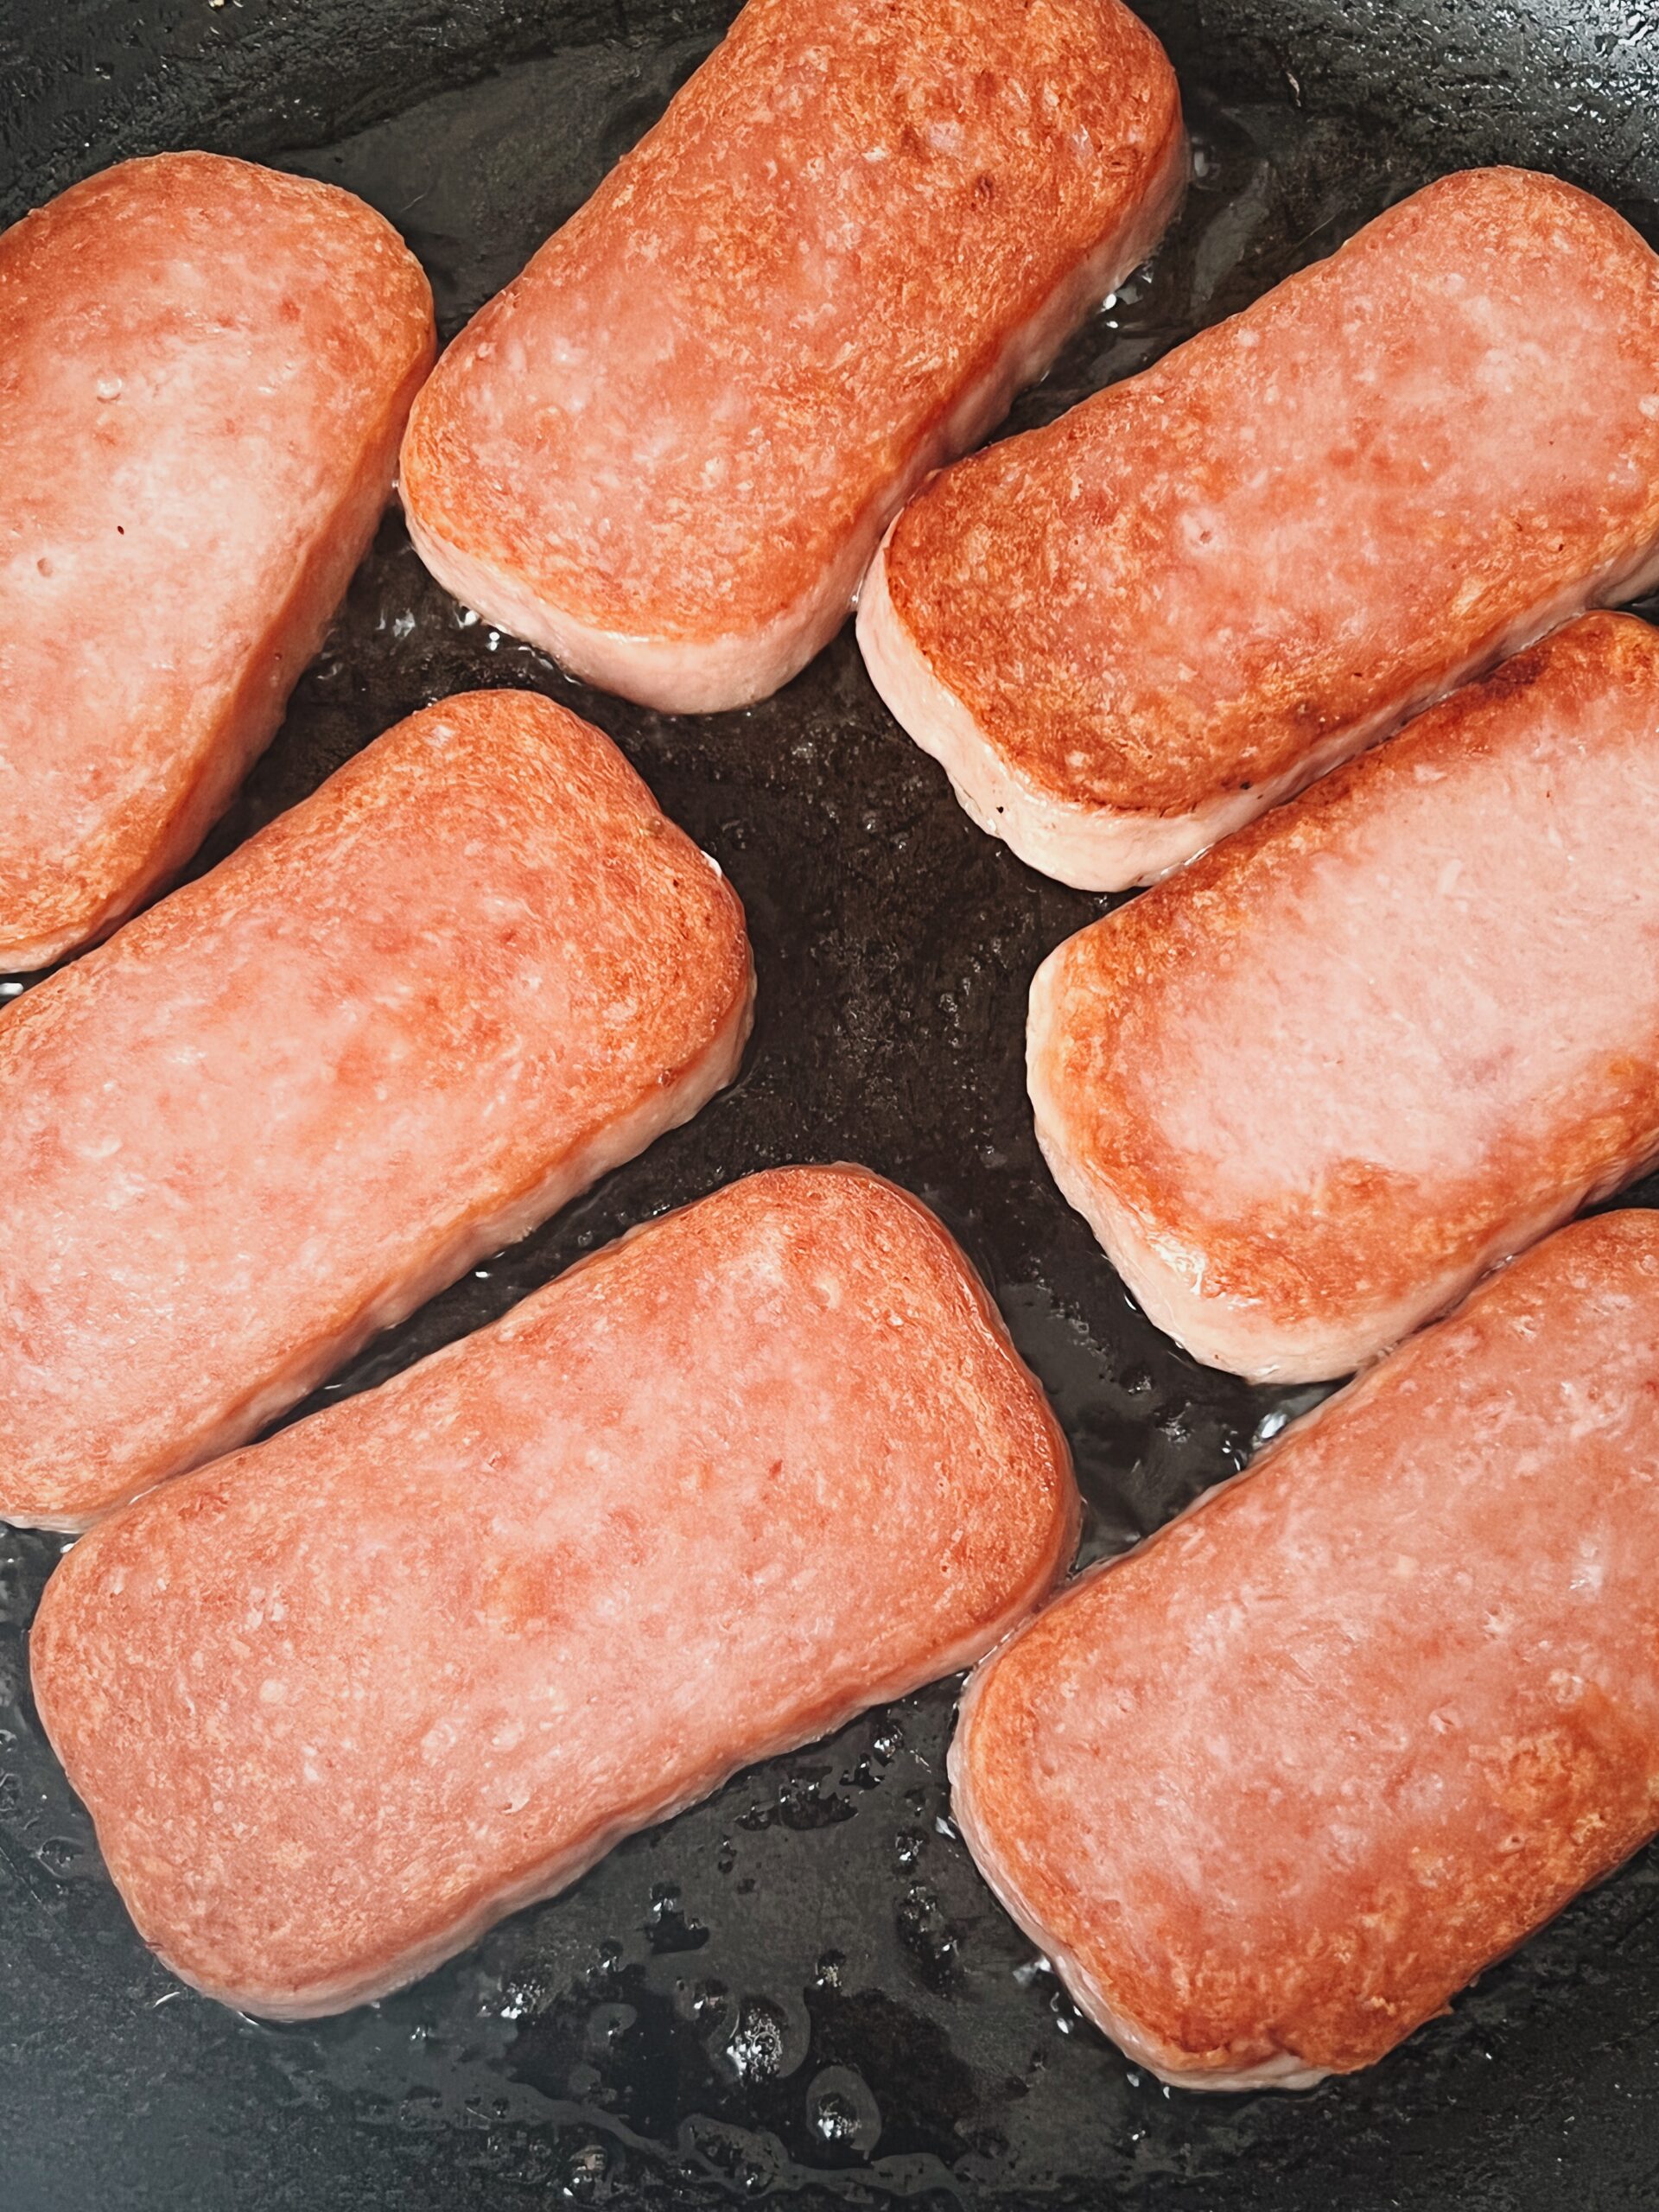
xmin=861 ymin=168 xmax=1659 ymax=889
xmin=955 ymin=1211 xmax=1659 ymax=2088
xmin=1028 ymin=613 xmax=1659 ymax=1382
xmin=30 ymin=1165 xmax=1077 ymax=2018
xmin=951 ymin=1210 xmax=1659 ymax=2089
xmin=0 ymin=690 xmax=752 ymax=1530
xmin=399 ymin=0 xmax=1183 ymax=713
xmin=0 ymin=152 xmax=435 ymax=969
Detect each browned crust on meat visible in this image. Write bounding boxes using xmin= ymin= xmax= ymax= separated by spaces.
xmin=30 ymin=1165 xmax=1076 ymax=2015
xmin=0 ymin=690 xmax=753 ymax=1528
xmin=884 ymin=168 xmax=1659 ymax=816
xmin=0 ymin=152 xmax=436 ymax=966
xmin=952 ymin=1210 xmax=1659 ymax=2082
xmin=399 ymin=0 xmax=1180 ymax=645
xmin=1031 ymin=612 xmax=1659 ymax=1341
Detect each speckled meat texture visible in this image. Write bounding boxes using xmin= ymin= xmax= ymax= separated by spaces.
xmin=30 ymin=1165 xmax=1077 ymax=2020
xmin=950 ymin=1209 xmax=1659 ymax=2090
xmin=861 ymin=168 xmax=1659 ymax=890
xmin=0 ymin=152 xmax=435 ymax=969
xmin=1027 ymin=613 xmax=1659 ymax=1382
xmin=398 ymin=0 xmax=1183 ymax=713
xmin=0 ymin=690 xmax=752 ymax=1532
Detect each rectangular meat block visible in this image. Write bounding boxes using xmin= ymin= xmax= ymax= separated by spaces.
xmin=0 ymin=152 xmax=435 ymax=969
xmin=30 ymin=1165 xmax=1077 ymax=2019
xmin=399 ymin=0 xmax=1183 ymax=713
xmin=861 ymin=168 xmax=1659 ymax=888
xmin=950 ymin=1209 xmax=1659 ymax=2089
xmin=1028 ymin=613 xmax=1659 ymax=1381
xmin=0 ymin=690 xmax=751 ymax=1530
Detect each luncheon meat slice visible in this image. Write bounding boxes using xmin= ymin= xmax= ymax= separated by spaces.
xmin=1028 ymin=613 xmax=1659 ymax=1382
xmin=30 ymin=1166 xmax=1077 ymax=2019
xmin=0 ymin=152 xmax=435 ymax=969
xmin=950 ymin=1210 xmax=1659 ymax=2089
xmin=398 ymin=0 xmax=1183 ymax=713
xmin=0 ymin=690 xmax=751 ymax=1531
xmin=861 ymin=168 xmax=1659 ymax=888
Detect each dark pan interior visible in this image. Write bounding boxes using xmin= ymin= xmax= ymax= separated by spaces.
xmin=4 ymin=3 xmax=1659 ymax=2207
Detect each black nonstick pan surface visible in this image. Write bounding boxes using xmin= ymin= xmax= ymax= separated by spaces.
xmin=4 ymin=3 xmax=1659 ymax=2207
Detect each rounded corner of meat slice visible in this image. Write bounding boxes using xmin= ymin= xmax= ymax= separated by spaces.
xmin=949 ymin=1206 xmax=1659 ymax=2088
xmin=864 ymin=164 xmax=1659 ymax=889
xmin=0 ymin=688 xmax=753 ymax=1530
xmin=397 ymin=0 xmax=1184 ymax=715
xmin=0 ymin=149 xmax=438 ymax=970
xmin=1027 ymin=609 xmax=1659 ymax=1382
xmin=28 ymin=1160 xmax=1077 ymax=2018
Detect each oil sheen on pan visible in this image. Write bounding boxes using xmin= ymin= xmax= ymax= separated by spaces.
xmin=10 ymin=0 xmax=1659 ymax=2203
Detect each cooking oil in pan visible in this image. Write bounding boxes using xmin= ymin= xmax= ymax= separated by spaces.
xmin=5 ymin=25 xmax=1659 ymax=2212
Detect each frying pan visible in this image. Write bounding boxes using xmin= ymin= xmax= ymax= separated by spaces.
xmin=3 ymin=3 xmax=1659 ymax=2206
